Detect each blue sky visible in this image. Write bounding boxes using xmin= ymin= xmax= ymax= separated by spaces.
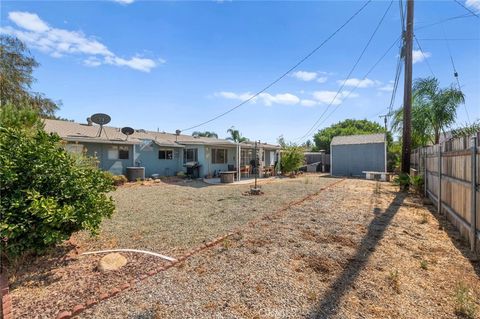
xmin=1 ymin=0 xmax=479 ymax=144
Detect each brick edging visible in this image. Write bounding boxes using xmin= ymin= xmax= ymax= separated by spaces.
xmin=55 ymin=232 xmax=237 ymax=319
xmin=1 ymin=273 xmax=13 ymax=319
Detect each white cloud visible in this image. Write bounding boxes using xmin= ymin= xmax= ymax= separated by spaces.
xmin=291 ymin=71 xmax=318 ymax=81
xmin=378 ymin=83 xmax=394 ymax=92
xmin=1 ymin=11 xmax=162 ymax=72
xmin=312 ymin=90 xmax=357 ymax=105
xmin=337 ymin=78 xmax=380 ymax=88
xmin=113 ymin=0 xmax=135 ymax=4
xmin=466 ymin=0 xmax=480 ymax=12
xmin=412 ymin=49 xmax=431 ymax=64
xmin=214 ymin=91 xmax=301 ymax=106
xmin=316 ymin=76 xmax=328 ymax=83
xmin=8 ymin=12 xmax=49 ymax=32
xmin=300 ymin=99 xmax=317 ymax=107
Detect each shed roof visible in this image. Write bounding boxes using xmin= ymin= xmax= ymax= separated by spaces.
xmin=330 ymin=133 xmax=386 ymax=146
xmin=43 ymin=119 xmax=280 ymax=149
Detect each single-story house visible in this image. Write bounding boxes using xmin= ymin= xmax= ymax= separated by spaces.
xmin=43 ymin=119 xmax=280 ymax=180
xmin=330 ymin=133 xmax=386 ymax=177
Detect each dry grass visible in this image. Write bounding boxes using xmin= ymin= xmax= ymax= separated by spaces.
xmin=82 ymin=179 xmax=480 ymax=319
xmin=73 ymin=174 xmax=338 ymax=255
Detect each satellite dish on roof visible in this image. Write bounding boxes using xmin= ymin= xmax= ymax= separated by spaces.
xmin=121 ymin=127 xmax=134 ymax=140
xmin=90 ymin=113 xmax=111 ymax=137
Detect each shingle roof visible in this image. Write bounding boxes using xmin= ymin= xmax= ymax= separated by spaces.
xmin=43 ymin=119 xmax=280 ymax=149
xmin=330 ymin=133 xmax=386 ymax=146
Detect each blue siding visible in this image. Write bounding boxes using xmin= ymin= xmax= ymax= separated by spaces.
xmin=81 ymin=142 xmax=134 ymax=175
xmin=134 ymin=141 xmax=183 ymax=177
xmin=331 ymin=143 xmax=385 ymax=177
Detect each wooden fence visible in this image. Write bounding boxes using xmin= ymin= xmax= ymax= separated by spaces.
xmin=411 ymin=132 xmax=479 ymax=253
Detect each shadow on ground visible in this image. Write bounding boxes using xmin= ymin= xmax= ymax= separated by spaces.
xmin=426 ymin=203 xmax=480 ymax=278
xmin=308 ymin=190 xmax=407 ymax=319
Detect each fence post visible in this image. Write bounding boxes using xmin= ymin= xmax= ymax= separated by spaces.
xmin=438 ymin=143 xmax=443 ymax=217
xmin=471 ymin=135 xmax=477 ymax=252
xmin=424 ymin=148 xmax=427 ymax=198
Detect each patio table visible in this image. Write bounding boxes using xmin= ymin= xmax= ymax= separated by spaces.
xmin=219 ymin=171 xmax=236 ymax=183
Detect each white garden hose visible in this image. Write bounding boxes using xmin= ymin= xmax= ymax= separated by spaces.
xmin=82 ymin=249 xmax=177 ymax=262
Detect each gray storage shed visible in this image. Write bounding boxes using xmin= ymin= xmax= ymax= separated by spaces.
xmin=330 ymin=133 xmax=386 ymax=177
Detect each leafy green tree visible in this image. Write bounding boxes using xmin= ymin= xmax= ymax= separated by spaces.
xmin=0 ymin=35 xmax=60 ymax=116
xmin=192 ymin=131 xmax=218 ymax=138
xmin=226 ymin=126 xmax=249 ymax=143
xmin=280 ymin=145 xmax=305 ymax=174
xmin=313 ymin=119 xmax=387 ymax=153
xmin=0 ymin=106 xmax=114 ymax=259
xmin=392 ymin=77 xmax=465 ymax=145
xmin=451 ymin=120 xmax=480 ymax=139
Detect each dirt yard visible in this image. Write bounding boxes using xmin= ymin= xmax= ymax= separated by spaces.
xmin=10 ymin=176 xmax=480 ymax=318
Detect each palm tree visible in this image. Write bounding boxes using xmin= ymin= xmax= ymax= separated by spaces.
xmin=192 ymin=131 xmax=218 ymax=138
xmin=392 ymin=77 xmax=465 ymax=146
xmin=226 ymin=126 xmax=249 ymax=143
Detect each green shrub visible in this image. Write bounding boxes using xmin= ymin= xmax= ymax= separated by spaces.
xmin=454 ymin=281 xmax=477 ymax=319
xmin=393 ymin=173 xmax=410 ymax=190
xmin=111 ymin=174 xmax=128 ymax=186
xmin=393 ymin=173 xmax=424 ymax=193
xmin=409 ymin=174 xmax=424 ymax=194
xmin=280 ymin=145 xmax=304 ymax=174
xmin=0 ymin=117 xmax=115 ymax=259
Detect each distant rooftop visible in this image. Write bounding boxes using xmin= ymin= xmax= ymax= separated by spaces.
xmin=43 ymin=119 xmax=279 ymax=149
xmin=330 ymin=133 xmax=386 ymax=146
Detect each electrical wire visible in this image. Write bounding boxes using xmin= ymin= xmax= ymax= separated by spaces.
xmin=416 ymin=13 xmax=476 ymax=30
xmin=179 ymin=0 xmax=372 ymax=132
xmin=294 ymin=0 xmax=394 ymax=142
xmin=441 ymin=23 xmax=471 ymax=123
xmin=414 ymin=36 xmax=436 ymax=77
xmin=453 ymin=0 xmax=479 ymax=18
xmin=295 ymin=36 xmax=402 ymax=144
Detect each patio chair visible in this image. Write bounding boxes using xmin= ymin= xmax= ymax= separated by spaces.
xmin=240 ymin=165 xmax=250 ymax=178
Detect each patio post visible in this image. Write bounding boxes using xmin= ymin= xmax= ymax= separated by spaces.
xmin=237 ymin=143 xmax=241 ymax=181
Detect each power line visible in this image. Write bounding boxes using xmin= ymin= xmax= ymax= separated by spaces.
xmin=453 ymin=0 xmax=479 ymax=18
xmin=387 ymin=42 xmax=403 ymax=117
xmin=418 ymin=38 xmax=480 ymax=41
xmin=416 ymin=13 xmax=476 ymax=30
xmin=441 ymin=23 xmax=471 ymax=123
xmin=180 ymin=0 xmax=372 ymax=132
xmin=294 ymin=0 xmax=394 ymax=142
xmin=414 ymin=36 xmax=435 ymax=77
xmin=296 ymin=36 xmax=402 ymax=144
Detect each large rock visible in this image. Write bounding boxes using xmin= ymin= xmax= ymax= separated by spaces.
xmin=98 ymin=253 xmax=127 ymax=272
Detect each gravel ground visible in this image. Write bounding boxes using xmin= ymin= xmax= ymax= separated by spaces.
xmin=81 ymin=179 xmax=480 ymax=319
xmin=73 ymin=175 xmax=339 ymax=256
xmin=10 ymin=174 xmax=341 ymax=318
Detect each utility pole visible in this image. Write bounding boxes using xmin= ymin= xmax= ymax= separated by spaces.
xmin=401 ymin=0 xmax=414 ymax=174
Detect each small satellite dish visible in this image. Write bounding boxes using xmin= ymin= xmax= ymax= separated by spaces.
xmin=90 ymin=113 xmax=111 ymax=137
xmin=121 ymin=127 xmax=134 ymax=140
xmin=90 ymin=113 xmax=111 ymax=126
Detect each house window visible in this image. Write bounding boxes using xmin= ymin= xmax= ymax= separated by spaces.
xmin=159 ymin=149 xmax=173 ymax=160
xmin=118 ymin=146 xmax=129 ymax=159
xmin=211 ymin=148 xmax=227 ymax=164
xmin=108 ymin=145 xmax=129 ymax=160
xmin=241 ymin=149 xmax=254 ymax=166
xmin=66 ymin=143 xmax=84 ymax=154
xmin=183 ymin=148 xmax=198 ymax=163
